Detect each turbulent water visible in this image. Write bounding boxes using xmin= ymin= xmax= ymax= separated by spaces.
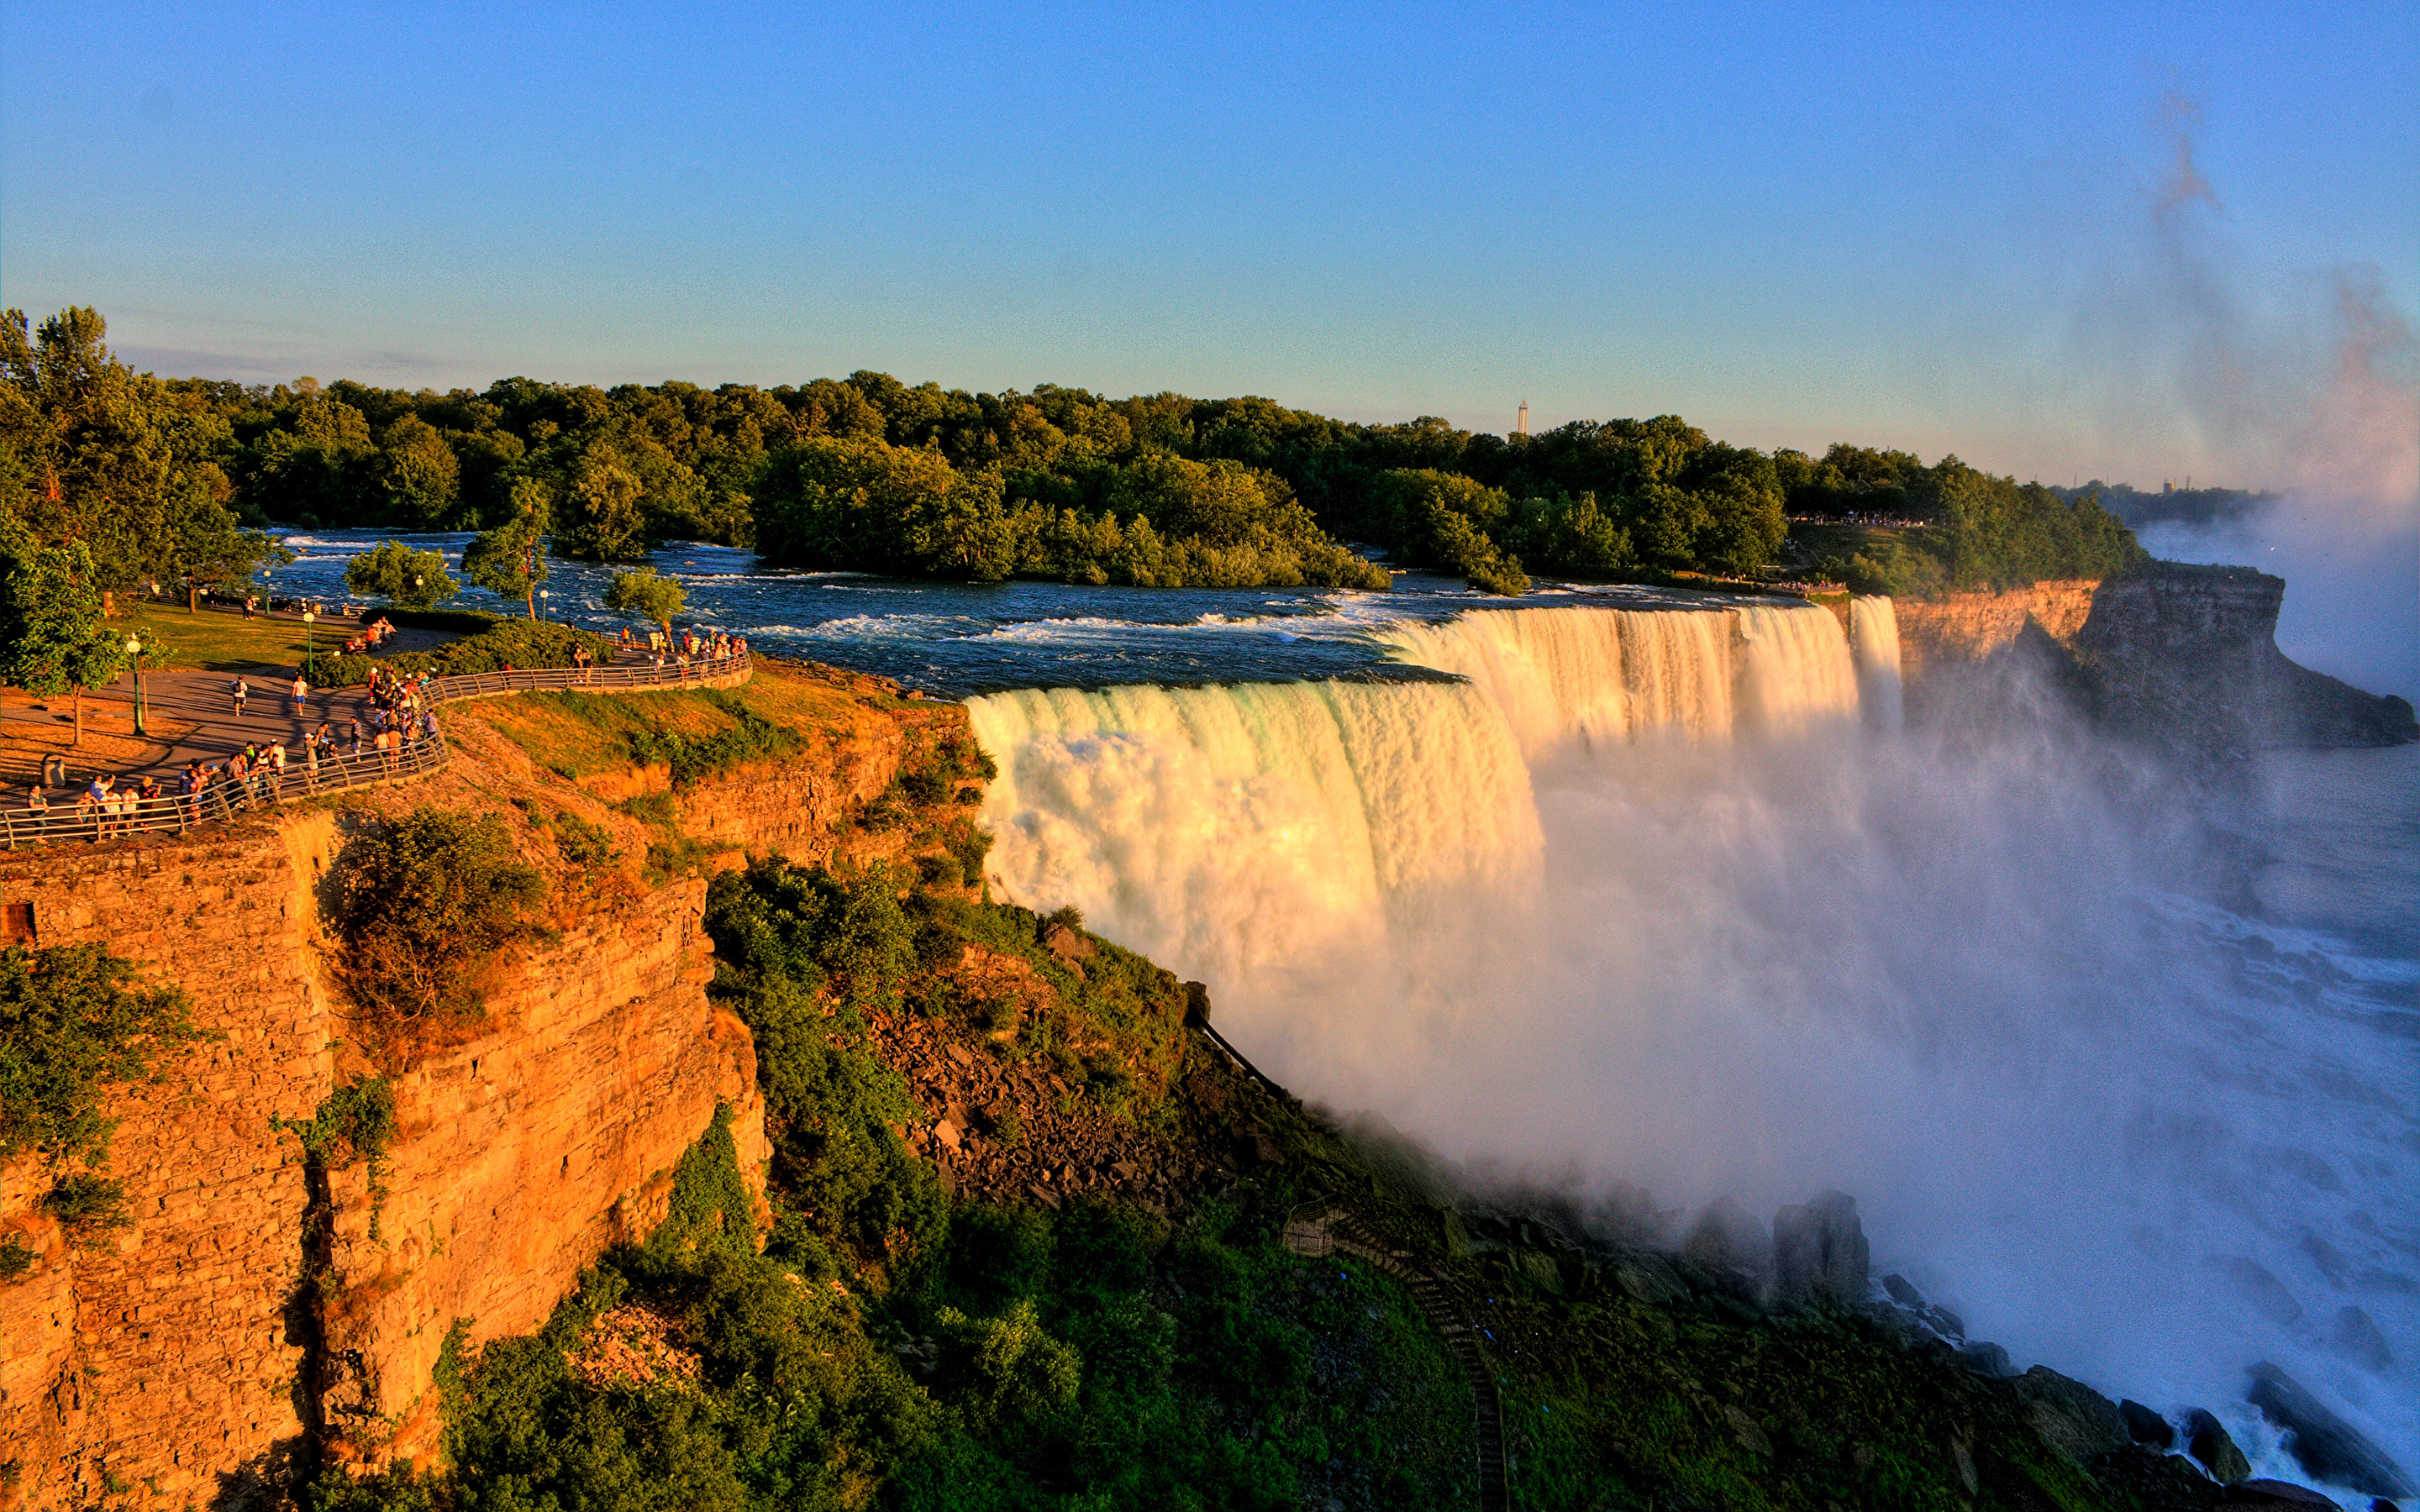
xmin=269 ymin=528 xmax=2416 ymax=1492
xmin=970 ymin=598 xmax=2419 ymax=1495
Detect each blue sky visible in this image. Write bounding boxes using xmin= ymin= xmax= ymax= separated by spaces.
xmin=3 ymin=1 xmax=2413 ymax=493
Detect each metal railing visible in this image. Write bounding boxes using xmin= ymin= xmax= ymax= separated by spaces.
xmin=2 ymin=649 xmax=750 ymax=849
xmin=3 ymin=729 xmax=451 ymax=848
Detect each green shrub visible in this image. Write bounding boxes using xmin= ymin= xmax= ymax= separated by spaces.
xmin=0 ymin=1233 xmax=34 ymax=1282
xmin=330 ymin=808 xmax=546 ymax=1049
xmin=0 ymin=942 xmax=208 ymax=1167
xmin=43 ymin=1173 xmax=131 ymax=1246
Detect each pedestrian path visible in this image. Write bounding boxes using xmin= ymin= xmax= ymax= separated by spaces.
xmin=0 ymin=648 xmax=749 ymax=848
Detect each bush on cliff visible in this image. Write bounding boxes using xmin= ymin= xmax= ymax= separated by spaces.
xmin=0 ymin=942 xmax=210 ymax=1258
xmin=331 ymin=808 xmax=546 ymax=1055
xmin=0 ymin=942 xmax=206 ymax=1168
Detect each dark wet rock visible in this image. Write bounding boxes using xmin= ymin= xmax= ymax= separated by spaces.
xmin=2246 ymin=1361 xmax=2416 ymax=1499
xmin=2188 ymin=1409 xmax=2255 ymax=1485
xmin=2215 ymin=1257 xmax=2307 ymax=1326
xmin=2012 ymin=1365 xmax=2130 ymax=1462
xmin=2086 ymin=1443 xmax=2223 ymax=1509
xmin=1771 ymin=1189 xmax=1870 ymax=1311
xmin=1882 ymin=1273 xmax=1926 ymax=1310
xmin=1958 ymin=1340 xmax=2014 ymax=1378
xmin=1682 ymin=1196 xmax=1772 ymax=1309
xmin=2222 ymin=1481 xmax=2344 ymax=1509
xmin=2124 ymin=1399 xmax=2181 ymax=1449
xmin=1612 ymin=1252 xmax=1689 ymax=1307
xmin=2329 ymin=1306 xmax=2394 ymax=1372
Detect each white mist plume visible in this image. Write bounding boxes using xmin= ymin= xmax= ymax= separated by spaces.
xmin=971 ymin=601 xmax=2419 ymax=1489
xmin=2072 ymin=97 xmax=2420 ymax=692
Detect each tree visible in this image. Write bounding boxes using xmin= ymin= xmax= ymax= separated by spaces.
xmin=345 ymin=540 xmax=457 ymax=608
xmin=604 ymin=567 xmax=685 ymax=635
xmin=376 ymin=415 xmax=461 ymax=527
xmin=553 ymin=444 xmax=648 ymax=561
xmin=460 ymin=480 xmax=550 ymax=618
xmin=0 ymin=538 xmax=133 ymax=745
xmin=0 ymin=307 xmax=261 ymax=594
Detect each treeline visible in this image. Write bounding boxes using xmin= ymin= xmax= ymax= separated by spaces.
xmin=4 ymin=305 xmax=2146 ymax=600
xmin=1802 ymin=448 xmax=2148 ymax=595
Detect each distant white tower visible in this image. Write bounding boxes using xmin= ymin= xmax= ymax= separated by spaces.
xmin=1516 ymin=401 xmax=1529 ymax=438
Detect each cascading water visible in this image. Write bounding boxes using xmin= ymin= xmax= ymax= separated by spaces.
xmin=965 ymin=678 xmax=1541 ymax=984
xmin=969 ymin=596 xmax=2417 ymax=1491
xmin=1849 ymin=596 xmax=1906 ymax=733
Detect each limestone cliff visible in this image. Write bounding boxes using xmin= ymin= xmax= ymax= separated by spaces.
xmin=1893 ymin=565 xmax=2417 ymax=753
xmin=0 ymin=663 xmax=951 ymax=1509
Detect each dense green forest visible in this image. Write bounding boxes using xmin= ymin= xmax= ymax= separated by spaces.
xmin=4 ymin=305 xmax=2144 ymax=600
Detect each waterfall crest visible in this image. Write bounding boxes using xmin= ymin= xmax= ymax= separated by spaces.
xmin=1374 ymin=601 xmax=1864 ymax=755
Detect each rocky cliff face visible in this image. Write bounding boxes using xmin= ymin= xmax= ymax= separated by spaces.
xmin=0 ymin=680 xmax=971 ymax=1504
xmin=1893 ymin=566 xmax=2417 ymax=753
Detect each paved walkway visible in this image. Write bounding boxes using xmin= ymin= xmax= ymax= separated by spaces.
xmin=1 ymin=668 xmax=390 ymax=790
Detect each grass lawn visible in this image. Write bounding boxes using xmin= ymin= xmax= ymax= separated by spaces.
xmin=461 ymin=664 xmax=892 ymax=779
xmin=1786 ymin=520 xmax=1920 ymax=559
xmin=113 ymin=602 xmax=322 ymax=672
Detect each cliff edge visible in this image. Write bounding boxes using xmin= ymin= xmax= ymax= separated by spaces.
xmin=1893 ymin=564 xmax=2417 ymax=753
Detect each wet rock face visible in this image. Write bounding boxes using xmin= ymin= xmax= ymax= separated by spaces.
xmin=1681 ymin=1196 xmax=1773 ymax=1309
xmin=2186 ymin=1408 xmax=2254 ymax=1486
xmin=2328 ymin=1305 xmax=2393 ymax=1373
xmin=2120 ymin=1398 xmax=2177 ymax=1450
xmin=1771 ymin=1189 xmax=1869 ymax=1311
xmin=2246 ymin=1361 xmax=2417 ymax=1500
xmin=2011 ymin=1366 xmax=2130 ymax=1463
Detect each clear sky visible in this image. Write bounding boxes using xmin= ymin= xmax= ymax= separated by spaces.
xmin=3 ymin=1 xmax=2413 ymax=496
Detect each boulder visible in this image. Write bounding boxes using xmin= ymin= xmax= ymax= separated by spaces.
xmin=1612 ymin=1252 xmax=1689 ymax=1307
xmin=1771 ymin=1190 xmax=1870 ymax=1311
xmin=1882 ymin=1273 xmax=1926 ymax=1310
xmin=2222 ymin=1482 xmax=2343 ymax=1509
xmin=2187 ymin=1409 xmax=2254 ymax=1485
xmin=2245 ymin=1362 xmax=2416 ymax=1499
xmin=1682 ymin=1196 xmax=1772 ymax=1310
xmin=2120 ymin=1398 xmax=2179 ymax=1450
xmin=1958 ymin=1341 xmax=2014 ymax=1378
xmin=2012 ymin=1365 xmax=2131 ymax=1462
xmin=2328 ymin=1307 xmax=2393 ymax=1372
xmin=2086 ymin=1443 xmax=2223 ymax=1509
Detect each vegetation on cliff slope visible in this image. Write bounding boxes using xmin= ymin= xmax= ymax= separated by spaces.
xmin=0 ymin=941 xmax=210 ymax=1258
xmin=329 ymin=808 xmax=546 ymax=1058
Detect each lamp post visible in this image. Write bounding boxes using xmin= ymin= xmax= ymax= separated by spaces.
xmin=539 ymin=588 xmax=550 ymax=624
xmin=124 ymin=636 xmax=148 ymax=738
xmin=302 ymin=609 xmax=316 ymax=675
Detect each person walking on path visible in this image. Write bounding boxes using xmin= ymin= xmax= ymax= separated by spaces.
xmin=292 ymin=673 xmax=308 ymax=717
xmin=231 ymin=675 xmax=250 ymax=716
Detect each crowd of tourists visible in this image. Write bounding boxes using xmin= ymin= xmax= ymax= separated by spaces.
xmin=613 ymin=623 xmax=749 ymax=675
xmin=7 ymin=661 xmax=448 ymax=845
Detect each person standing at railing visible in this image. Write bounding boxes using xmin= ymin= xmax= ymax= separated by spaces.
xmin=179 ymin=763 xmax=202 ymax=826
xmin=267 ymin=742 xmax=288 ymax=800
xmin=24 ymin=784 xmax=50 ymax=843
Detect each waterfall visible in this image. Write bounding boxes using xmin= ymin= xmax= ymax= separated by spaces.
xmin=961 ymin=595 xmax=2419 ymax=1477
xmin=965 ymin=679 xmax=1540 ymax=983
xmin=1374 ymin=601 xmax=1864 ymax=756
xmin=1849 ymin=596 xmax=1905 ymax=732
